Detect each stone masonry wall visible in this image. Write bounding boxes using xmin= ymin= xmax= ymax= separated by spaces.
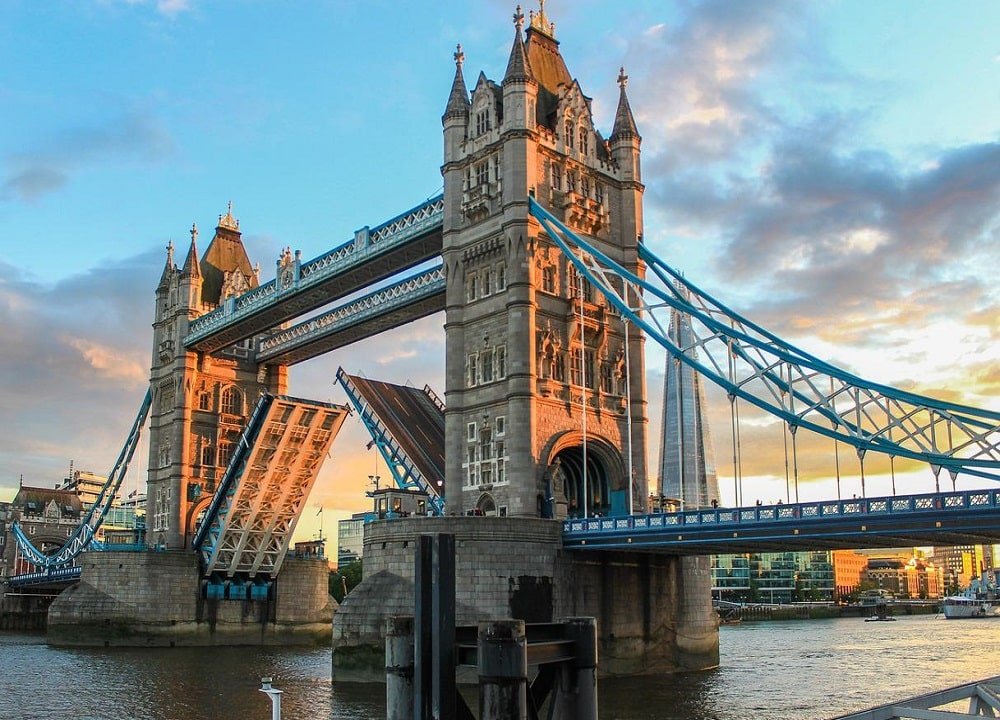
xmin=47 ymin=551 xmax=332 ymax=646
xmin=331 ymin=517 xmax=718 ymax=680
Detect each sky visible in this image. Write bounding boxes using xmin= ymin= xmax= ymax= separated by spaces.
xmin=0 ymin=1 xmax=997 ymax=545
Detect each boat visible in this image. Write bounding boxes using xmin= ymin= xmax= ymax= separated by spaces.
xmin=942 ymin=596 xmax=1000 ymax=619
xmin=864 ymin=615 xmax=896 ymax=622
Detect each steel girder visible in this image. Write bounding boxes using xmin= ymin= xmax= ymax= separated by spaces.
xmin=256 ymin=265 xmax=445 ymax=365
xmin=184 ymin=195 xmax=444 ymax=353
xmin=335 ymin=368 xmax=445 ymax=515
xmin=196 ymin=395 xmax=349 ymax=578
xmin=831 ymin=675 xmax=1000 ymax=719
xmin=11 ymin=389 xmax=152 ymax=570
xmin=528 ymin=197 xmax=1000 ymax=484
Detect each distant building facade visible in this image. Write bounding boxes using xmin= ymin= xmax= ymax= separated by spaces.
xmin=337 ymin=514 xmax=366 ymax=569
xmin=931 ymin=545 xmax=988 ymax=591
xmin=832 ymin=550 xmax=868 ymax=600
xmin=865 ymin=556 xmax=943 ymax=599
xmin=712 ymin=551 xmax=835 ymax=604
xmin=3 ymin=485 xmax=83 ymax=575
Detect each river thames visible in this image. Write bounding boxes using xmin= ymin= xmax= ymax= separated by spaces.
xmin=2 ymin=615 xmax=999 ymax=719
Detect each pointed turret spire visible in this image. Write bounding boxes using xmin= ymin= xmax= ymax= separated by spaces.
xmin=444 ymin=43 xmax=471 ymax=120
xmin=158 ymin=240 xmax=175 ymax=289
xmin=503 ymin=5 xmax=533 ymax=85
xmin=181 ymin=223 xmax=201 ymax=279
xmin=611 ymin=67 xmax=640 ymax=142
xmin=218 ymin=200 xmax=240 ymax=232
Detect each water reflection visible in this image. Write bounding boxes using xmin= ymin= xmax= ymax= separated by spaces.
xmin=3 ymin=616 xmax=999 ymax=720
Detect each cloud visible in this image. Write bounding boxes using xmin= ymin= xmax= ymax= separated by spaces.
xmin=1 ymin=111 xmax=174 ymax=203
xmin=102 ymin=0 xmax=192 ymax=18
xmin=0 ymin=251 xmax=160 ymax=486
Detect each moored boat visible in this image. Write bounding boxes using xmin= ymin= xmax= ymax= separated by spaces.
xmin=942 ymin=596 xmax=1000 ymax=619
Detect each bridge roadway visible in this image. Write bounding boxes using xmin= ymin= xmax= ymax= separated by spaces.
xmin=184 ymin=195 xmax=444 ymax=354
xmin=563 ymin=489 xmax=1000 ymax=554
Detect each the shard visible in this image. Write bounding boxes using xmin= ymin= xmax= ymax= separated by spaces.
xmin=658 ymin=298 xmax=720 ymax=508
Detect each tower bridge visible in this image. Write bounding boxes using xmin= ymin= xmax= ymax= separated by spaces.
xmin=6 ymin=3 xmax=999 ymax=673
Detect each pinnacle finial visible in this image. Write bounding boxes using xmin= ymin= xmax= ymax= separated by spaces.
xmin=618 ymin=66 xmax=628 ymax=90
xmin=454 ymin=43 xmax=464 ymax=67
xmin=218 ymin=200 xmax=240 ymax=231
xmin=513 ymin=4 xmax=524 ymax=30
xmin=529 ymin=0 xmax=555 ymax=37
xmin=190 ymin=222 xmax=198 ymax=244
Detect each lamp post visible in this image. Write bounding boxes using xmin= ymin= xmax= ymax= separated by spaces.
xmin=259 ymin=677 xmax=282 ymax=720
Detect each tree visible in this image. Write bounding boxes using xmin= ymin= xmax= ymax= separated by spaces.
xmin=329 ymin=559 xmax=363 ymax=603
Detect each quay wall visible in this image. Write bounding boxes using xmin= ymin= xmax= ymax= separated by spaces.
xmin=1 ymin=593 xmax=54 ymax=631
xmin=331 ymin=517 xmax=719 ymax=680
xmin=47 ymin=551 xmax=333 ymax=647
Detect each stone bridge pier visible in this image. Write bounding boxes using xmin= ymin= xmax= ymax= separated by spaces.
xmin=331 ymin=517 xmax=718 ymax=680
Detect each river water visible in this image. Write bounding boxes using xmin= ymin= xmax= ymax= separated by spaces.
xmin=2 ymin=615 xmax=999 ymax=719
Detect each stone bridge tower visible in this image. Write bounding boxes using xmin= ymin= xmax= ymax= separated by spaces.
xmin=147 ymin=207 xmax=287 ymax=549
xmin=441 ymin=6 xmax=648 ymax=519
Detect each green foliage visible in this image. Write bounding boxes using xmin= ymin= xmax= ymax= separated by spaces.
xmin=329 ymin=559 xmax=363 ymax=603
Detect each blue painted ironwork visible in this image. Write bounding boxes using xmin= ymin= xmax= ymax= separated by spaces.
xmin=528 ymin=197 xmax=1000 ymax=483
xmin=562 ymin=489 xmax=1000 ymax=553
xmin=191 ymin=393 xmax=274 ymax=553
xmin=335 ymin=368 xmax=445 ymax=516
xmin=257 ymin=264 xmax=445 ymax=363
xmin=7 ymin=565 xmax=82 ymax=588
xmin=11 ymin=389 xmax=153 ymax=570
xmin=185 ymin=195 xmax=444 ymax=346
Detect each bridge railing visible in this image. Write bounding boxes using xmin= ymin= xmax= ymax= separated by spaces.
xmin=8 ymin=566 xmax=82 ymax=587
xmin=562 ymin=489 xmax=1000 ymax=535
xmin=185 ymin=195 xmax=444 ymax=344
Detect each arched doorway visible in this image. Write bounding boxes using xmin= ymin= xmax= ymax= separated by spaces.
xmin=476 ymin=493 xmax=497 ymax=517
xmin=552 ymin=446 xmax=612 ymax=518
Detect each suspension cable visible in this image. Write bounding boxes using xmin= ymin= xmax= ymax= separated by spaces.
xmin=858 ymin=449 xmax=867 ymax=498
xmin=890 ymin=455 xmax=896 ymax=496
xmin=791 ymin=424 xmax=800 ymax=504
xmin=831 ymin=377 xmax=841 ymax=500
xmin=624 ymin=314 xmax=635 ymax=516
xmin=735 ymin=396 xmax=744 ymax=507
xmin=578 ymin=270 xmax=588 ymax=518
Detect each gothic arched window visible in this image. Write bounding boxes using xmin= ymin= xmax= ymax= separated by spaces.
xmin=220 ymin=386 xmax=242 ymax=416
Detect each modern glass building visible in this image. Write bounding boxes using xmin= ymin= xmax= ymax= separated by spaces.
xmin=713 ymin=551 xmax=836 ymax=603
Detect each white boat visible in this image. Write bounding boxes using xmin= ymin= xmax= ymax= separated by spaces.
xmin=942 ymin=596 xmax=1000 ymax=619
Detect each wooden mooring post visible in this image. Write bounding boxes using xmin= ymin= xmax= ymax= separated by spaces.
xmin=385 ymin=533 xmax=599 ymax=719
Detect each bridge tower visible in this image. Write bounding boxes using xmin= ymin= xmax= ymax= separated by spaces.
xmin=147 ymin=207 xmax=287 ymax=549
xmin=441 ymin=6 xmax=648 ymax=519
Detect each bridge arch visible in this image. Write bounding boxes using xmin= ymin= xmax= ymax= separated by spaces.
xmin=185 ymin=493 xmax=214 ymax=548
xmin=475 ymin=492 xmax=498 ymax=516
xmin=544 ymin=432 xmax=626 ymax=518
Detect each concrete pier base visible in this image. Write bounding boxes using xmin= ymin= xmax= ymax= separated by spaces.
xmin=332 ymin=517 xmax=718 ymax=680
xmin=47 ymin=550 xmax=334 ymax=647
xmin=1 ymin=593 xmax=54 ymax=631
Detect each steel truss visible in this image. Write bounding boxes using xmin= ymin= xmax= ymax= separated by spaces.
xmin=194 ymin=394 xmax=348 ymax=578
xmin=528 ymin=197 xmax=1000 ymax=483
xmin=11 ymin=389 xmax=152 ymax=570
xmin=832 ymin=674 xmax=1000 ymax=719
xmin=335 ymin=368 xmax=445 ymax=516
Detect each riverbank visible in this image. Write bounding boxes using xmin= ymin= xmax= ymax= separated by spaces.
xmin=722 ymin=602 xmax=939 ymax=622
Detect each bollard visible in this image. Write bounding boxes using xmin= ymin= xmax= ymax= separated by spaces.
xmin=385 ymin=616 xmax=415 ymax=720
xmin=557 ymin=617 xmax=598 ymax=719
xmin=478 ymin=620 xmax=527 ymax=720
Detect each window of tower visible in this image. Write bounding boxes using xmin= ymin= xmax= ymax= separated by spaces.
xmin=481 ymin=267 xmax=492 ymax=297
xmin=201 ymin=443 xmax=215 ymax=467
xmin=198 ymin=391 xmax=211 ymax=411
xmin=481 ymin=350 xmax=494 ymax=383
xmin=221 ymin=387 xmax=242 ymax=416
xmin=475 ymin=161 xmax=489 ymax=187
xmin=601 ymin=361 xmax=614 ymax=394
xmin=218 ymin=441 xmax=233 ymax=468
xmin=585 ymin=348 xmax=597 ymax=390
xmin=551 ymin=164 xmax=562 ymax=191
xmin=564 ymin=119 xmax=574 ymax=148
xmin=567 ymin=171 xmax=577 ymax=194
xmin=581 ymin=176 xmax=590 ymax=198
xmin=579 ymin=126 xmax=589 ymax=155
xmin=467 ymin=353 xmax=479 ymax=386
xmin=475 ymin=109 xmax=491 ymax=136
xmin=570 ymin=348 xmax=583 ymax=386
xmin=596 ymin=183 xmax=604 ymax=204
xmin=496 ymin=262 xmax=506 ymax=292
xmin=495 ymin=345 xmax=507 ymax=379
xmin=542 ymin=265 xmax=556 ymax=294
xmin=466 ymin=273 xmax=478 ymax=302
